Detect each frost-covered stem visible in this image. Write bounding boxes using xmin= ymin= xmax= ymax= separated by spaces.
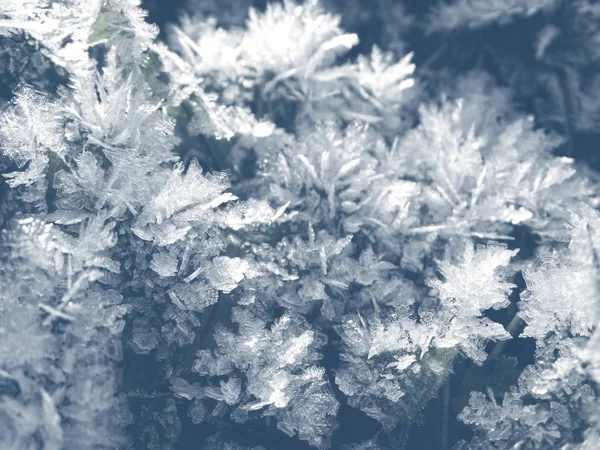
xmin=420 ymin=43 xmax=450 ymax=74
xmin=466 ymin=231 xmax=514 ymax=241
xmin=39 ymin=303 xmax=76 ymax=322
xmin=407 ymin=224 xmax=514 ymax=241
xmin=469 ymin=164 xmax=487 ymax=208
xmin=407 ymin=224 xmax=448 ymax=234
xmin=86 ymin=136 xmax=132 ymax=210
xmin=488 ymin=314 xmax=524 ymax=361
xmin=551 ymin=69 xmax=575 ymax=157
xmin=42 ymin=270 xmax=95 ymax=326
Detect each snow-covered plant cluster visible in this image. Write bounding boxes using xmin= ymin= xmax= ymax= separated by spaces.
xmin=1 ymin=0 xmax=600 ymax=448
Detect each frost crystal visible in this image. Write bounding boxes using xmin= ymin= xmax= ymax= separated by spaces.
xmin=2 ymin=0 xmax=600 ymax=449
xmin=519 ymin=205 xmax=600 ymax=340
xmin=192 ymin=310 xmax=338 ymax=448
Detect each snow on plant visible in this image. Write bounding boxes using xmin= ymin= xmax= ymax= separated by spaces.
xmin=0 ymin=0 xmax=600 ymax=449
xmin=456 ymin=205 xmax=600 ymax=450
xmin=187 ymin=309 xmax=339 ymax=448
xmin=335 ymin=242 xmax=517 ymax=428
xmin=168 ymin=1 xmax=416 ymax=134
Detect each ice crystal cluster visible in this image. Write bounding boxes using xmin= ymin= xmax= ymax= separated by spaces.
xmin=1 ymin=0 xmax=600 ymax=449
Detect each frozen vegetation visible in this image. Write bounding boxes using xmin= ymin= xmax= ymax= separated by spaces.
xmin=0 ymin=0 xmax=600 ymax=448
